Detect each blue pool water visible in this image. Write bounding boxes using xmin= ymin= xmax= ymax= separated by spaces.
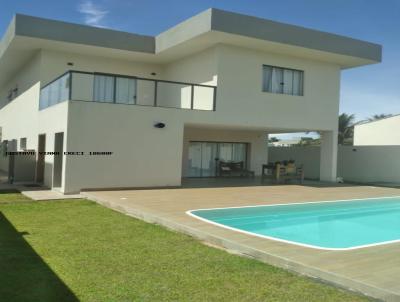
xmin=189 ymin=197 xmax=400 ymax=250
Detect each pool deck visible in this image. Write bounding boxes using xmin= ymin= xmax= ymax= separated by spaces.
xmin=82 ymin=181 xmax=400 ymax=301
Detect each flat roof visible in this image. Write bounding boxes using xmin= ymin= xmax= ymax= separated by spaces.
xmin=0 ymin=8 xmax=382 ymax=86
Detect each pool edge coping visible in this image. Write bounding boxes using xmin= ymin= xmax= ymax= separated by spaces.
xmin=186 ymin=195 xmax=400 ymax=251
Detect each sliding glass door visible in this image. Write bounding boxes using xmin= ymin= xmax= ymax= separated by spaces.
xmin=187 ymin=142 xmax=248 ymax=177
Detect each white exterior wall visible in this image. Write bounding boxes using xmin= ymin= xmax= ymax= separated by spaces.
xmin=37 ymin=102 xmax=69 ymax=190
xmin=161 ymin=48 xmax=217 ymax=110
xmin=269 ymin=145 xmax=400 ymax=184
xmin=64 ymin=102 xmax=185 ymax=193
xmin=0 ymin=52 xmax=41 ymax=109
xmin=338 ymin=146 xmax=400 ymax=183
xmin=354 ymin=115 xmax=400 ymax=146
xmin=269 ymin=146 xmax=321 ymax=179
xmin=0 ymin=52 xmax=43 ymax=180
xmin=40 ymin=50 xmax=164 ymax=86
xmin=0 ymin=51 xmax=70 ymax=189
xmin=0 ymin=52 xmax=42 ymax=146
xmin=215 ymin=45 xmax=341 ymax=131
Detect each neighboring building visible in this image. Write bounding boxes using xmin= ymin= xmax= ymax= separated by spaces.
xmin=354 ymin=114 xmax=400 ymax=146
xmin=270 ymin=138 xmax=301 ymax=147
xmin=0 ymin=9 xmax=381 ymax=193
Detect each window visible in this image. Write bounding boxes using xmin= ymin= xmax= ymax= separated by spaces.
xmin=20 ymin=138 xmax=27 ymax=150
xmin=39 ymin=73 xmax=70 ymax=110
xmin=262 ymin=65 xmax=303 ymax=96
xmin=93 ymin=75 xmax=115 ymax=102
xmin=115 ymin=77 xmax=136 ymax=104
xmin=93 ymin=75 xmax=136 ymax=104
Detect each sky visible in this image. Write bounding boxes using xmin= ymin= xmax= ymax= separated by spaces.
xmin=0 ymin=0 xmax=399 ymax=132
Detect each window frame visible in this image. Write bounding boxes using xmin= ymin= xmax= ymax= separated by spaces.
xmin=20 ymin=137 xmax=27 ymax=150
xmin=262 ymin=64 xmax=304 ymax=96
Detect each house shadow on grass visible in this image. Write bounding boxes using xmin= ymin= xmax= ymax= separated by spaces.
xmin=0 ymin=212 xmax=78 ymax=302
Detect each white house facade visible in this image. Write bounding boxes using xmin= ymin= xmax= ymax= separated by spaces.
xmin=0 ymin=9 xmax=381 ymax=193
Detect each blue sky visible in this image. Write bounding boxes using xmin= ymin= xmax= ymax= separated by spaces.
xmin=1 ymin=0 xmax=399 ymax=125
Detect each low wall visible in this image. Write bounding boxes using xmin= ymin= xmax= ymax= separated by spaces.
xmin=269 ymin=145 xmax=400 ymax=184
xmin=269 ymin=146 xmax=320 ymax=179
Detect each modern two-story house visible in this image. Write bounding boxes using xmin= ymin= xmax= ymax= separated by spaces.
xmin=0 ymin=9 xmax=381 ymax=193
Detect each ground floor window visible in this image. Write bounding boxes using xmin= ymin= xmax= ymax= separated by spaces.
xmin=187 ymin=141 xmax=248 ymax=177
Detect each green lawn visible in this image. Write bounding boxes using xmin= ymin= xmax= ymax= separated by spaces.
xmin=0 ymin=190 xmax=32 ymax=203
xmin=0 ymin=194 xmax=371 ymax=302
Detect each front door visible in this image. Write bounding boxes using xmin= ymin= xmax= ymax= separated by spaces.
xmin=187 ymin=142 xmax=248 ymax=177
xmin=36 ymin=134 xmax=46 ymax=183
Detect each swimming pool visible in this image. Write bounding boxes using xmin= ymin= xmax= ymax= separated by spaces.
xmin=187 ymin=196 xmax=400 ymax=250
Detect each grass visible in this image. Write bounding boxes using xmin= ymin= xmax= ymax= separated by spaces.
xmin=0 ymin=190 xmax=32 ymax=203
xmin=0 ymin=194 xmax=371 ymax=302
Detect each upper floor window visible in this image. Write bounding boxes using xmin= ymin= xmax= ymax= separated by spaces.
xmin=20 ymin=137 xmax=27 ymax=150
xmin=93 ymin=75 xmax=136 ymax=104
xmin=262 ymin=65 xmax=303 ymax=96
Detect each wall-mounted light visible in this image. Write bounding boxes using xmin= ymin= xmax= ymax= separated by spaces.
xmin=151 ymin=72 xmax=157 ymax=76
xmin=67 ymin=62 xmax=74 ymax=66
xmin=154 ymin=122 xmax=166 ymax=129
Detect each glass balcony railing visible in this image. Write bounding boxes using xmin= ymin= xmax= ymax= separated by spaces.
xmin=39 ymin=71 xmax=217 ymax=111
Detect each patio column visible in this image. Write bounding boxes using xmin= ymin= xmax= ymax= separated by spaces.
xmin=319 ymin=130 xmax=338 ymax=182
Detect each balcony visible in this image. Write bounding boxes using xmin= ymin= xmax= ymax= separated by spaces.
xmin=39 ymin=71 xmax=217 ymax=111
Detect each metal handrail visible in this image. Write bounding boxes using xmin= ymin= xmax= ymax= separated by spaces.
xmin=40 ymin=70 xmax=217 ymax=111
xmin=41 ymin=70 xmax=217 ymax=90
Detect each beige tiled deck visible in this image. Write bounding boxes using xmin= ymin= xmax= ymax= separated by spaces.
xmin=82 ymin=181 xmax=400 ymax=301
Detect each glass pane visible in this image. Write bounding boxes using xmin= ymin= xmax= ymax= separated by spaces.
xmin=71 ymin=72 xmax=94 ymax=102
xmin=59 ymin=73 xmax=70 ymax=102
xmin=136 ymin=79 xmax=155 ymax=106
xmin=283 ymin=69 xmax=294 ymax=95
xmin=116 ymin=77 xmax=136 ymax=104
xmin=187 ymin=142 xmax=202 ymax=177
xmin=218 ymin=143 xmax=247 ymax=164
xmin=263 ymin=65 xmax=273 ymax=92
xmin=201 ymin=142 xmax=218 ymax=177
xmin=94 ymin=75 xmax=114 ymax=102
xmin=232 ymin=143 xmax=247 ymax=164
xmin=157 ymin=82 xmax=191 ymax=109
xmin=193 ymin=86 xmax=214 ymax=111
xmin=39 ymin=86 xmax=50 ymax=110
xmin=218 ymin=143 xmax=233 ymax=162
xmin=292 ymin=70 xmax=303 ymax=96
xmin=271 ymin=67 xmax=284 ymax=94
xmin=49 ymin=82 xmax=59 ymax=106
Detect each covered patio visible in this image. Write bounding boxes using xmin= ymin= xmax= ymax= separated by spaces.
xmin=182 ymin=126 xmax=338 ymax=185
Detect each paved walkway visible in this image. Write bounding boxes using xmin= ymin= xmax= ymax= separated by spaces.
xmin=83 ymin=183 xmax=400 ymax=302
xmin=18 ymin=187 xmax=82 ymax=200
xmin=0 ymin=181 xmax=82 ymax=200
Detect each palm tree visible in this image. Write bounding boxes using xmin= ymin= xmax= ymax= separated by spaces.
xmin=368 ymin=114 xmax=392 ymax=122
xmin=338 ymin=113 xmax=355 ymax=145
